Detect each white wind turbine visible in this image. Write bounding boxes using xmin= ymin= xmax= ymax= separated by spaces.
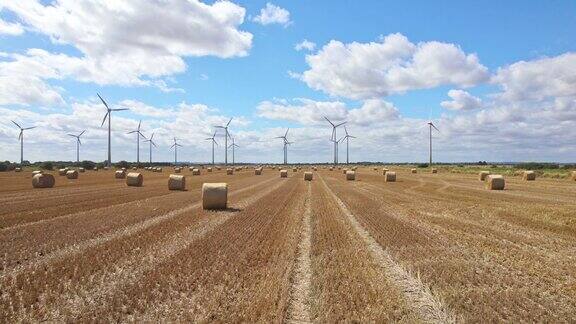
xmin=215 ymin=118 xmax=233 ymax=165
xmin=324 ymin=116 xmax=346 ymax=165
xmin=428 ymin=121 xmax=440 ymax=167
xmin=275 ymin=128 xmax=291 ymax=164
xmin=143 ymin=132 xmax=157 ymax=164
xmin=205 ymin=131 xmax=219 ymax=165
xmin=342 ymin=126 xmax=356 ymax=165
xmin=67 ymin=130 xmax=86 ymax=163
xmin=98 ymin=93 xmax=128 ymax=167
xmin=228 ymin=136 xmax=239 ymax=166
xmin=170 ymin=137 xmax=182 ymax=165
xmin=127 ymin=120 xmax=146 ymax=164
xmin=11 ymin=120 xmax=37 ymax=164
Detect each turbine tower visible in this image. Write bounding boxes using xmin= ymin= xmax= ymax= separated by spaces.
xmin=324 ymin=116 xmax=346 ymax=165
xmin=342 ymin=126 xmax=356 ymax=165
xmin=170 ymin=137 xmax=182 ymax=165
xmin=127 ymin=120 xmax=146 ymax=164
xmin=228 ymin=137 xmax=239 ymax=166
xmin=205 ymin=131 xmax=219 ymax=165
xmin=275 ymin=128 xmax=290 ymax=164
xmin=67 ymin=130 xmax=86 ymax=163
xmin=11 ymin=120 xmax=37 ymax=164
xmin=428 ymin=121 xmax=440 ymax=167
xmin=143 ymin=132 xmax=157 ymax=164
xmin=215 ymin=118 xmax=233 ymax=165
xmin=98 ymin=93 xmax=128 ymax=167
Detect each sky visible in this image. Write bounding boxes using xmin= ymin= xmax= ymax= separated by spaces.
xmin=1 ymin=0 xmax=575 ymax=164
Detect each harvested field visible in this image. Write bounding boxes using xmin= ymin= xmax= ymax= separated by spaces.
xmin=1 ymin=167 xmax=575 ymax=322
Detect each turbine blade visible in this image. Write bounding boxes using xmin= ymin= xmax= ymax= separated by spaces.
xmin=335 ymin=121 xmax=347 ymax=127
xmin=23 ymin=126 xmax=37 ymax=130
xmin=11 ymin=120 xmax=22 ymax=129
xmin=152 ymin=141 xmax=158 ymax=147
xmin=101 ymin=112 xmax=109 ymax=127
xmin=431 ymin=123 xmax=440 ymax=132
xmin=344 ymin=126 xmax=349 ymax=135
xmin=138 ymin=120 xmax=141 ymax=130
xmin=285 ymin=128 xmax=289 ymax=137
xmin=150 ymin=132 xmax=155 ymax=140
xmin=127 ymin=130 xmax=137 ymax=134
xmin=18 ymin=131 xmax=22 ymax=140
xmin=324 ymin=116 xmax=335 ymax=126
xmin=67 ymin=134 xmax=76 ymax=137
xmin=214 ymin=139 xmax=219 ymax=146
xmin=226 ymin=117 xmax=233 ymax=127
xmin=78 ymin=138 xmax=82 ymax=145
xmin=111 ymin=108 xmax=129 ymax=111
xmin=97 ymin=93 xmax=110 ymax=110
xmin=79 ymin=130 xmax=86 ymax=137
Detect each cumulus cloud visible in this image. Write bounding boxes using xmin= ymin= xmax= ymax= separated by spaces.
xmin=253 ymin=3 xmax=291 ymax=27
xmin=295 ymin=39 xmax=316 ymax=51
xmin=492 ymin=52 xmax=576 ymax=101
xmin=0 ymin=0 xmax=253 ymax=100
xmin=301 ymin=33 xmax=489 ymax=99
xmin=0 ymin=18 xmax=24 ymax=35
xmin=441 ymin=89 xmax=482 ymax=111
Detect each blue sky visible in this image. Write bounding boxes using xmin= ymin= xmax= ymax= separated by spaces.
xmin=1 ymin=0 xmax=575 ymax=163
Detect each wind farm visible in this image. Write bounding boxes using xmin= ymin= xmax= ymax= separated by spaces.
xmin=1 ymin=1 xmax=576 ymax=323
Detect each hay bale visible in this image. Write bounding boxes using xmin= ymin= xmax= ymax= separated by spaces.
xmin=373 ymin=167 xmax=378 ymax=171
xmin=192 ymin=168 xmax=200 ymax=175
xmin=226 ymin=168 xmax=233 ymax=175
xmin=411 ymin=168 xmax=417 ymax=174
xmin=93 ymin=167 xmax=98 ymax=171
xmin=351 ymin=166 xmax=357 ymax=171
xmin=342 ymin=168 xmax=348 ymax=174
xmin=312 ymin=167 xmax=317 ymax=171
xmin=58 ymin=168 xmax=67 ymax=176
xmin=486 ymin=175 xmax=505 ymax=190
xmin=254 ymin=168 xmax=262 ymax=175
xmin=115 ymin=170 xmax=126 ymax=179
xmin=202 ymin=183 xmax=228 ymax=210
xmin=132 ymin=166 xmax=137 ymax=170
xmin=79 ymin=167 xmax=85 ymax=173
xmin=280 ymin=170 xmax=288 ymax=178
xmin=292 ymin=168 xmax=297 ymax=172
xmin=385 ymin=172 xmax=396 ymax=182
xmin=216 ymin=166 xmax=221 ymax=171
xmin=15 ymin=167 xmax=22 ymax=172
xmin=382 ymin=168 xmax=389 ymax=175
xmin=121 ymin=167 xmax=127 ymax=172
xmin=571 ymin=171 xmax=576 ymax=181
xmin=346 ymin=170 xmax=355 ymax=181
xmin=304 ymin=172 xmax=313 ymax=181
xmin=479 ymin=171 xmax=490 ymax=181
xmin=168 ymin=174 xmax=186 ymax=191
xmin=174 ymin=167 xmax=181 ymax=173
xmin=329 ymin=167 xmax=333 ymax=171
xmin=523 ymin=171 xmax=536 ymax=181
xmin=207 ymin=167 xmax=213 ymax=172
xmin=66 ymin=170 xmax=78 ymax=179
xmin=32 ymin=170 xmax=43 ymax=176
xmin=32 ymin=173 xmax=55 ymax=188
xmin=431 ymin=168 xmax=438 ymax=174
xmin=104 ymin=167 xmax=109 ymax=170
xmin=156 ymin=167 xmax=163 ymax=173
xmin=126 ymin=172 xmax=143 ymax=187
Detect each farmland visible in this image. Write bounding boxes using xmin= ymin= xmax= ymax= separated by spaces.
xmin=1 ymin=167 xmax=576 ymax=322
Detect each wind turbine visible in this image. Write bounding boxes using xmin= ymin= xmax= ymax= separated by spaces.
xmin=428 ymin=121 xmax=440 ymax=167
xmin=67 ymin=130 xmax=86 ymax=163
xmin=98 ymin=93 xmax=128 ymax=167
xmin=170 ymin=137 xmax=182 ymax=165
xmin=143 ymin=132 xmax=157 ymax=164
xmin=324 ymin=116 xmax=346 ymax=165
xmin=205 ymin=131 xmax=219 ymax=165
xmin=127 ymin=120 xmax=146 ymax=164
xmin=342 ymin=126 xmax=356 ymax=165
xmin=275 ymin=128 xmax=290 ymax=164
xmin=215 ymin=118 xmax=233 ymax=165
xmin=11 ymin=120 xmax=37 ymax=164
xmin=228 ymin=137 xmax=239 ymax=166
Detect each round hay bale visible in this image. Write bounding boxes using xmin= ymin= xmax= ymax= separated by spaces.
xmin=382 ymin=168 xmax=389 ymax=175
xmin=132 ymin=166 xmax=137 ymax=170
xmin=126 ymin=172 xmax=143 ymax=187
xmin=373 ymin=167 xmax=378 ymax=171
xmin=254 ymin=168 xmax=262 ymax=175
xmin=93 ymin=167 xmax=98 ymax=171
xmin=226 ymin=168 xmax=233 ymax=175
xmin=216 ymin=166 xmax=221 ymax=171
xmin=329 ymin=167 xmax=333 ymax=171
xmin=280 ymin=170 xmax=288 ymax=178
xmin=156 ymin=167 xmax=163 ymax=173
xmin=15 ymin=167 xmax=22 ymax=172
xmin=104 ymin=167 xmax=109 ymax=170
xmin=32 ymin=170 xmax=43 ymax=176
xmin=431 ymin=168 xmax=438 ymax=174
xmin=571 ymin=171 xmax=576 ymax=181
xmin=385 ymin=171 xmax=396 ymax=182
xmin=207 ymin=167 xmax=213 ymax=172
xmin=174 ymin=167 xmax=182 ymax=173
xmin=58 ymin=168 xmax=67 ymax=176
xmin=312 ymin=167 xmax=317 ymax=171
xmin=121 ymin=167 xmax=127 ymax=172
xmin=346 ymin=170 xmax=356 ymax=181
xmin=202 ymin=183 xmax=228 ymax=210
xmin=342 ymin=168 xmax=348 ymax=174
xmin=192 ymin=168 xmax=200 ymax=175
xmin=32 ymin=173 xmax=55 ymax=188
xmin=304 ymin=171 xmax=313 ymax=181
xmin=351 ymin=166 xmax=357 ymax=171
xmin=411 ymin=168 xmax=417 ymax=174
xmin=79 ymin=167 xmax=85 ymax=173
xmin=486 ymin=175 xmax=505 ymax=190
xmin=115 ymin=170 xmax=126 ymax=179
xmin=479 ymin=171 xmax=490 ymax=181
xmin=523 ymin=171 xmax=536 ymax=181
xmin=292 ymin=168 xmax=297 ymax=172
xmin=66 ymin=170 xmax=78 ymax=179
xmin=168 ymin=174 xmax=186 ymax=191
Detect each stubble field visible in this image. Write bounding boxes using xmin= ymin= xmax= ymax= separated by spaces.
xmin=1 ymin=167 xmax=575 ymax=322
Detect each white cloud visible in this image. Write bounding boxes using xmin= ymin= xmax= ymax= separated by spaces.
xmin=1 ymin=0 xmax=253 ymax=97
xmin=253 ymin=3 xmax=291 ymax=27
xmin=492 ymin=52 xmax=576 ymax=101
xmin=301 ymin=33 xmax=489 ymax=99
xmin=0 ymin=18 xmax=24 ymax=35
xmin=441 ymin=89 xmax=482 ymax=111
xmin=295 ymin=39 xmax=316 ymax=51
